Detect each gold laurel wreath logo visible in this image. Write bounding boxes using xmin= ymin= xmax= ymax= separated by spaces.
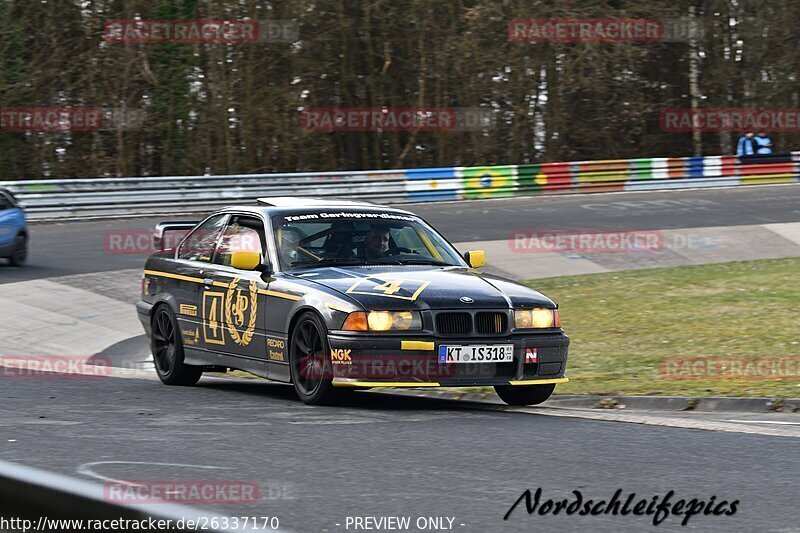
xmin=225 ymin=277 xmax=258 ymax=346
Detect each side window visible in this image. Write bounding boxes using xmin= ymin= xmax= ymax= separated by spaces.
xmin=177 ymin=214 xmax=228 ymax=262
xmin=214 ymin=215 xmax=266 ymax=267
xmin=0 ymin=194 xmax=11 ymax=211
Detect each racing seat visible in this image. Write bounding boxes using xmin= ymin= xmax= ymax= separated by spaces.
xmin=323 ymin=224 xmax=359 ymax=259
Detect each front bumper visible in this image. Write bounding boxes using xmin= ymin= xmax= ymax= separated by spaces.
xmin=327 ymin=331 xmax=569 ymax=387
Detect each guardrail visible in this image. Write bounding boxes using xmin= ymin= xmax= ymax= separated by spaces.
xmin=2 ymin=152 xmax=798 ymax=220
xmin=0 ymin=459 xmax=285 ymax=531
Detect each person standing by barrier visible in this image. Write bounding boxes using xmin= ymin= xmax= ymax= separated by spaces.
xmin=755 ymin=131 xmax=773 ymax=155
xmin=736 ymin=131 xmax=758 ymax=156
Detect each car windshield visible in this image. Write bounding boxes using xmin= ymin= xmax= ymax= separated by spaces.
xmin=272 ymin=212 xmax=467 ymax=271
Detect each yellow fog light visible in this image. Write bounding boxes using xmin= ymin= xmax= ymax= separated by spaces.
xmin=514 ymin=308 xmax=555 ymax=329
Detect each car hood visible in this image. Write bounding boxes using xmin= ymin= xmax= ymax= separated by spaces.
xmin=292 ymin=265 xmax=555 ymax=311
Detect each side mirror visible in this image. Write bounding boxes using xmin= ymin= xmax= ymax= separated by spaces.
xmin=230 ymin=251 xmax=262 ymax=271
xmin=464 ymin=250 xmax=486 ymax=268
xmin=255 ymin=260 xmax=274 ymax=281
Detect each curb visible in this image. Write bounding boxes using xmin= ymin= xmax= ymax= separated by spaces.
xmin=386 ymin=389 xmax=800 ymax=413
xmin=549 ymin=394 xmax=800 ymax=413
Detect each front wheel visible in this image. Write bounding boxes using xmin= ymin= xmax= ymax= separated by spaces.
xmin=8 ymin=234 xmax=27 ymax=267
xmin=494 ymin=383 xmax=556 ymax=406
xmin=151 ymin=305 xmax=202 ymax=386
xmin=289 ymin=312 xmax=339 ymax=405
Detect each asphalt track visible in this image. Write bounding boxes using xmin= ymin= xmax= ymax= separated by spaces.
xmin=2 ymin=184 xmax=800 ymax=532
xmin=2 ymin=375 xmax=798 ymax=533
xmin=3 ymin=183 xmax=800 ymax=283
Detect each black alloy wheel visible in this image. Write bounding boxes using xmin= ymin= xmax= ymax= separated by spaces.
xmin=151 ymin=305 xmax=202 ymax=386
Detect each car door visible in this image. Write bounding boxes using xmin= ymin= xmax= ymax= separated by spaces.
xmin=171 ymin=213 xmax=230 ymax=351
xmin=201 ymin=213 xmax=272 ymax=375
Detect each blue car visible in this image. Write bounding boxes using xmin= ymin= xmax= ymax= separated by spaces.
xmin=0 ymin=188 xmax=28 ymax=266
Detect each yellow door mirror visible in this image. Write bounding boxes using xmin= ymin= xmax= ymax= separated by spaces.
xmin=230 ymin=251 xmax=262 ymax=271
xmin=464 ymin=250 xmax=486 ymax=268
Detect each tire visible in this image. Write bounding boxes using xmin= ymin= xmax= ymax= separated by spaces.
xmin=151 ymin=305 xmax=202 ymax=386
xmin=494 ymin=383 xmax=556 ymax=406
xmin=8 ymin=234 xmax=27 ymax=267
xmin=289 ymin=311 xmax=339 ymax=405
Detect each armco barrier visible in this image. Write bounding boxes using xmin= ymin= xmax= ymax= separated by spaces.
xmin=0 ymin=458 xmax=282 ymax=532
xmin=1 ymin=152 xmax=798 ymax=220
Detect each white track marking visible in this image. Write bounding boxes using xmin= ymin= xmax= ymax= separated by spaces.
xmin=77 ymin=461 xmax=232 ymax=486
xmin=724 ymin=420 xmax=800 ymax=426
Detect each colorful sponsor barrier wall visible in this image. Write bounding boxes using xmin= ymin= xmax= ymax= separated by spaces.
xmin=406 ymin=152 xmax=800 ymax=201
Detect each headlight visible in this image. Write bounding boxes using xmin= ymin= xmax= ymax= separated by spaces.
xmin=342 ymin=311 xmax=422 ymax=331
xmin=514 ymin=308 xmax=556 ymax=329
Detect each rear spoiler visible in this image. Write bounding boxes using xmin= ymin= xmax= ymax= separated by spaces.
xmin=153 ymin=221 xmax=198 ymax=252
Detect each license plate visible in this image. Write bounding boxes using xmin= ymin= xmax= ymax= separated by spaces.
xmin=438 ymin=344 xmax=514 ymax=364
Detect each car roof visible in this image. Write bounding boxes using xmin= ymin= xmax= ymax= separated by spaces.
xmin=219 ymin=197 xmax=416 ymax=218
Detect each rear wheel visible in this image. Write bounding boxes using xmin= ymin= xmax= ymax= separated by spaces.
xmin=8 ymin=234 xmax=27 ymax=267
xmin=289 ymin=312 xmax=338 ymax=405
xmin=494 ymin=383 xmax=556 ymax=406
xmin=151 ymin=305 xmax=202 ymax=386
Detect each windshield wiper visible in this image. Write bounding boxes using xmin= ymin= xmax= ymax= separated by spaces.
xmin=369 ymin=258 xmax=454 ymax=266
xmin=291 ymin=258 xmax=456 ymax=269
xmin=290 ymin=258 xmax=366 ymax=268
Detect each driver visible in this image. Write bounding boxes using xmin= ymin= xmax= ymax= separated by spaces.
xmin=362 ymin=225 xmax=390 ymax=259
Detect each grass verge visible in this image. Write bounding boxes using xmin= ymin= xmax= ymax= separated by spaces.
xmin=524 ymin=257 xmax=800 ymax=397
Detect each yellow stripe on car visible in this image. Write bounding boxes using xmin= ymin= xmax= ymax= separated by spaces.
xmin=143 ymin=270 xmax=203 ymax=284
xmin=332 ymin=381 xmax=442 ymax=388
xmin=328 ymin=303 xmax=355 ymax=313
xmin=508 ymin=378 xmax=569 ymax=386
xmin=400 ymin=340 xmax=435 ymax=351
xmin=144 ymin=270 xmax=300 ymax=301
xmin=258 ymin=289 xmax=301 ymax=301
xmin=333 ymin=378 xmax=568 ymax=388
